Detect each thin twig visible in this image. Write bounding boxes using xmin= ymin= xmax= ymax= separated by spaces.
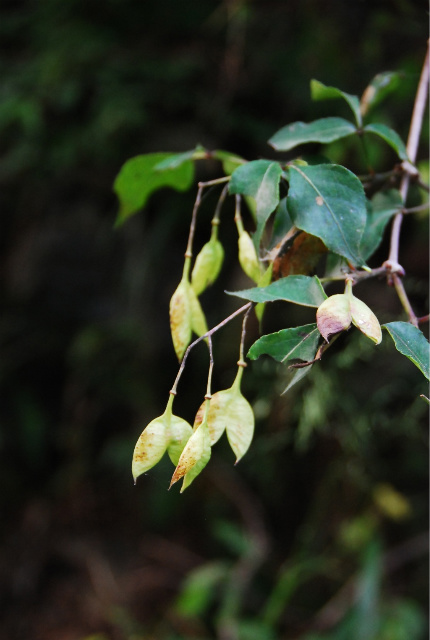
xmin=238 ymin=303 xmax=254 ymax=366
xmin=392 ymin=273 xmax=419 ymax=327
xmin=170 ymin=302 xmax=253 ymax=395
xmin=205 ymin=336 xmax=214 ymax=399
xmin=402 ymin=203 xmax=430 ymax=215
xmin=185 ymin=184 xmax=204 ymax=260
xmin=212 ymin=183 xmax=229 ymax=225
xmin=185 ymin=178 xmax=231 ymax=260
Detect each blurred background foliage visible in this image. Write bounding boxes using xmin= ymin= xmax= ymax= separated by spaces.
xmin=0 ymin=0 xmax=428 ymax=639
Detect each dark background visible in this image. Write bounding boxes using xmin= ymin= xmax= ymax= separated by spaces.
xmin=0 ymin=1 xmax=428 ymax=639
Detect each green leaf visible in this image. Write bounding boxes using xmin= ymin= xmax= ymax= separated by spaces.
xmin=383 ymin=322 xmax=430 ymax=379
xmin=287 ymin=164 xmax=366 ymax=266
xmin=311 ymin=79 xmax=362 ymax=127
xmin=154 ymin=145 xmax=206 ymax=170
xmin=361 ymin=190 xmax=402 ymax=260
xmin=114 ymin=152 xmax=194 ymax=225
xmin=229 ymin=160 xmax=282 ymax=243
xmin=228 ymin=275 xmax=327 ymax=307
xmin=269 ymin=117 xmax=356 ymax=152
xmin=363 ymin=123 xmax=408 ymax=161
xmin=270 ymin=197 xmax=294 ymax=247
xmin=282 ymin=366 xmax=314 ymax=395
xmin=360 ymin=71 xmax=402 ymax=116
xmin=212 ymin=149 xmax=247 ymax=175
xmin=248 ymin=324 xmax=320 ymax=363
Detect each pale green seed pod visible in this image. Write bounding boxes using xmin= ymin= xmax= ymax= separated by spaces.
xmin=167 ymin=415 xmax=194 ymax=465
xmin=350 ymin=296 xmax=382 ymax=344
xmin=238 ymin=231 xmax=262 ymax=283
xmin=316 ymin=279 xmax=382 ymax=345
xmin=170 ymin=417 xmax=211 ymax=492
xmin=191 ymin=238 xmax=225 ymax=295
xmin=132 ymin=415 xmax=170 ymax=482
xmin=132 ymin=394 xmax=193 ymax=482
xmin=194 ymin=368 xmax=255 ymax=463
xmin=188 ymin=284 xmax=208 ymax=338
xmin=169 ymin=279 xmax=192 ymax=360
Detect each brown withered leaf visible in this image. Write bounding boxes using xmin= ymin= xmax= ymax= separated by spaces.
xmin=272 ymin=231 xmax=327 ymax=280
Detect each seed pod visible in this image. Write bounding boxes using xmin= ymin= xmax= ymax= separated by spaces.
xmin=181 ymin=421 xmax=211 ymax=492
xmin=167 ymin=415 xmax=194 ymax=465
xmin=350 ymin=296 xmax=382 ymax=344
xmin=316 ymin=279 xmax=382 ymax=345
xmin=170 ymin=417 xmax=211 ymax=492
xmin=238 ymin=231 xmax=262 ymax=283
xmin=191 ymin=238 xmax=224 ymax=295
xmin=132 ymin=415 xmax=170 ymax=482
xmin=188 ymin=285 xmax=208 ymax=338
xmin=316 ymin=293 xmax=351 ymax=342
xmin=132 ymin=395 xmax=193 ymax=483
xmin=194 ymin=368 xmax=255 ymax=463
xmin=170 ymin=279 xmax=192 ymax=360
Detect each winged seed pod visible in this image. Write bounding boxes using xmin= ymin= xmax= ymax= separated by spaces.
xmin=191 ymin=236 xmax=224 ymax=295
xmin=238 ymin=230 xmax=262 ymax=283
xmin=132 ymin=394 xmax=193 ymax=483
xmin=316 ymin=293 xmax=351 ymax=342
xmin=316 ymin=279 xmax=381 ymax=344
xmin=170 ymin=279 xmax=192 ymax=360
xmin=350 ymin=295 xmax=382 ymax=344
xmin=194 ymin=366 xmax=254 ymax=463
xmin=169 ymin=277 xmax=208 ymax=361
xmin=188 ymin=284 xmax=208 ymax=337
xmin=170 ymin=401 xmax=212 ymax=492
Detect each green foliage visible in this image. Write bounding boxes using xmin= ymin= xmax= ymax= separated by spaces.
xmin=114 ymin=70 xmax=428 ymax=494
xmin=383 ymin=322 xmax=430 ymax=379
xmin=286 ymin=163 xmax=367 ymax=266
xmin=269 ymin=117 xmax=357 ymax=150
xmin=229 ymin=275 xmax=326 ymax=307
xmin=247 ymin=324 xmax=320 ymax=363
xmin=114 ymin=152 xmax=195 ymax=224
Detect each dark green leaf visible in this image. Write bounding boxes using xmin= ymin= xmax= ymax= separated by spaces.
xmin=383 ymin=321 xmax=430 ymax=379
xmin=229 ymin=159 xmax=282 ymax=224
xmin=364 ymin=123 xmax=408 ymax=161
xmin=360 ymin=71 xmax=402 ymax=116
xmin=248 ymin=324 xmax=320 ymax=362
xmin=270 ymin=197 xmax=294 ymax=248
xmin=310 ymin=79 xmax=362 ymax=127
xmin=227 ymin=275 xmax=327 ymax=307
xmin=114 ymin=152 xmax=194 ymax=225
xmin=361 ymin=190 xmax=402 ymax=259
xmin=269 ymin=117 xmax=356 ymax=151
xmin=287 ymin=164 xmax=367 ymax=266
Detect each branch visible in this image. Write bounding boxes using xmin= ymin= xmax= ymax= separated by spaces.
xmin=170 ymin=302 xmax=253 ymax=395
xmin=388 ymin=41 xmax=429 ymax=266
